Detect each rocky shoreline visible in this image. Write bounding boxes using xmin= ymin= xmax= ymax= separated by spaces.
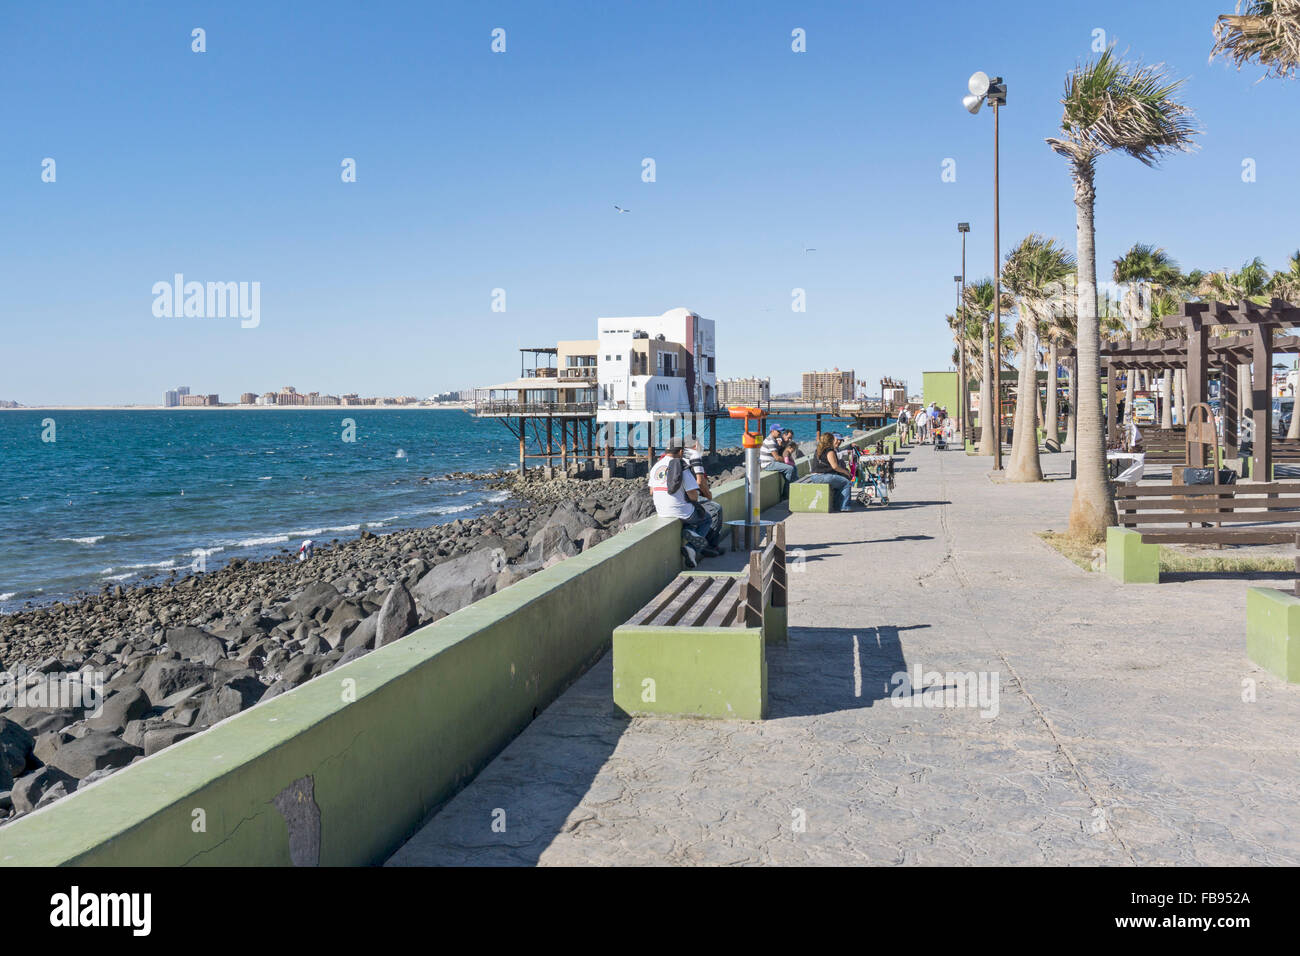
xmin=0 ymin=450 xmax=749 ymax=824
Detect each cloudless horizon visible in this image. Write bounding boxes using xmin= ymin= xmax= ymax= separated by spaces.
xmin=3 ymin=0 xmax=1296 ymax=405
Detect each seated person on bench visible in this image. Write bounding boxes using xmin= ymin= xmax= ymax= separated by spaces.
xmin=807 ymin=432 xmax=854 ymax=512
xmin=760 ymin=425 xmax=797 ymax=496
xmin=649 ymin=437 xmax=724 ymax=566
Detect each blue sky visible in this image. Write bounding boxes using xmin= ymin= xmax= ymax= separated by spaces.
xmin=2 ymin=0 xmax=1295 ymax=404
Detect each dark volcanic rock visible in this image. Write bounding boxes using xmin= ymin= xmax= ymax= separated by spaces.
xmin=278 ymin=655 xmax=327 ymax=689
xmin=195 ymin=676 xmax=266 ymax=726
xmin=164 ymin=626 xmax=227 ymax=665
xmin=46 ymin=731 xmax=142 ymax=780
xmin=143 ymin=724 xmax=198 ymax=756
xmin=410 ymin=548 xmax=504 ymax=621
xmin=375 ymin=584 xmax=419 ymax=647
xmin=140 ymin=660 xmax=214 ymax=704
xmin=287 ymin=581 xmax=341 ymax=618
xmin=86 ymin=686 xmax=151 ymax=734
xmin=0 ymin=717 xmax=36 ymax=781
xmin=528 ymin=525 xmax=578 ymax=564
xmin=343 ymin=614 xmax=378 ymax=653
xmin=618 ymin=487 xmax=656 ymax=527
xmin=11 ymin=765 xmax=78 ymax=814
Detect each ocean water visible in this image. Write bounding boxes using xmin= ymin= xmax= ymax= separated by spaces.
xmin=0 ymin=409 xmax=831 ymax=611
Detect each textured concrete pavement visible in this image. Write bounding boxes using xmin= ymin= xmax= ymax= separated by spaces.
xmin=388 ymin=443 xmax=1300 ymax=866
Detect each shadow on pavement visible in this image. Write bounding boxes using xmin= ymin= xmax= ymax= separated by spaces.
xmin=767 ymin=624 xmax=930 ymax=719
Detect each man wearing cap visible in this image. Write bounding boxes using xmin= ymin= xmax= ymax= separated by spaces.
xmin=759 ymin=424 xmax=796 ymax=496
xmin=648 ymin=437 xmax=724 ymax=566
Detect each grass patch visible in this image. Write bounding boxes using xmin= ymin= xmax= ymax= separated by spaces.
xmin=1037 ymin=531 xmax=1100 ymax=571
xmin=1038 ymin=531 xmax=1293 ymax=574
xmin=1156 ymin=547 xmax=1292 ymax=574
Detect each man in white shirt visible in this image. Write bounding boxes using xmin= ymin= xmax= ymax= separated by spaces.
xmin=759 ymin=424 xmax=796 ymax=495
xmin=915 ymin=408 xmax=931 ymax=444
xmin=649 ymin=437 xmax=723 ymax=565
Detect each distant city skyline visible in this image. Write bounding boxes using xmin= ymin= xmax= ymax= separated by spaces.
xmin=5 ymin=1 xmax=1297 ymax=405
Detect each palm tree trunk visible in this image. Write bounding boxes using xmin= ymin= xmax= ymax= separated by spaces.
xmin=1124 ymin=365 xmax=1134 ymax=430
xmin=1067 ymin=167 xmax=1117 ymax=542
xmin=1160 ymin=370 xmax=1173 ymax=429
xmin=1066 ymin=357 xmax=1077 ymax=449
xmin=1046 ymin=342 xmax=1060 ymax=444
xmin=978 ymin=319 xmax=995 ymax=455
xmin=1176 ymin=367 xmax=1187 ymax=426
xmin=1007 ymin=319 xmax=1044 ymax=481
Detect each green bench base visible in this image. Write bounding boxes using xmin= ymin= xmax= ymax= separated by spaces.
xmin=789 ymin=480 xmax=835 ymax=513
xmin=1247 ymin=587 xmax=1300 ymax=683
xmin=1106 ymin=526 xmax=1159 ymax=584
xmin=613 ymin=624 xmax=767 ymax=719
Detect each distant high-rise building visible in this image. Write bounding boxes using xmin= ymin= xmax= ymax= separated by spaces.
xmin=717 ymin=377 xmax=770 ymax=406
xmin=163 ymin=390 xmax=179 ymax=407
xmin=176 ymin=386 xmax=190 ymax=397
xmin=240 ymin=392 xmax=257 ymax=404
xmin=801 ymin=369 xmax=855 ymax=402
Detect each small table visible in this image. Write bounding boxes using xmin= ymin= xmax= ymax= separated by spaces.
xmin=725 ymin=518 xmax=780 ymax=552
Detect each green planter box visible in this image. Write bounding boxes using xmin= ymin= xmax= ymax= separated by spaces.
xmin=1247 ymin=587 xmax=1300 ymax=683
xmin=1106 ymin=526 xmax=1159 ymax=584
xmin=789 ymin=480 xmax=835 ymax=513
xmin=613 ymin=625 xmax=767 ymax=719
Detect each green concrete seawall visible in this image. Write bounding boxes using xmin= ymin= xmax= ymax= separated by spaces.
xmin=0 ymin=422 xmax=894 ymax=866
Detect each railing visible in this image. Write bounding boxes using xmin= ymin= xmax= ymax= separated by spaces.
xmin=558 ymin=368 xmax=597 ymax=381
xmin=473 ymin=400 xmax=596 ymax=416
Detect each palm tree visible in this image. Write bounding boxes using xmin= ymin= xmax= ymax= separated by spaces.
xmin=964 ymin=278 xmax=1015 ymax=455
xmin=1211 ymin=1 xmax=1300 ymax=79
xmin=1001 ymin=235 xmax=1077 ymax=481
xmin=1046 ymin=47 xmax=1200 ymax=543
xmin=1113 ymin=243 xmax=1182 ymax=427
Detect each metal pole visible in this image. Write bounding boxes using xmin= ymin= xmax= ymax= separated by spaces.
xmin=961 ymin=232 xmax=968 ymax=443
xmin=745 ymin=442 xmax=761 ymax=550
xmin=992 ymin=98 xmax=1003 ymax=470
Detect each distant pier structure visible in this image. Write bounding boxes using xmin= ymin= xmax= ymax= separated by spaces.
xmin=473 ymin=309 xmax=900 ymax=476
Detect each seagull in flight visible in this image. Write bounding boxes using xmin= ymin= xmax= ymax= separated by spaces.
xmin=803 ymin=243 xmax=816 ymax=253
xmin=614 ymin=204 xmax=630 ymax=214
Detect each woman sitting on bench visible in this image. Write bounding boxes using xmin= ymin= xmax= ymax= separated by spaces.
xmin=807 ymin=432 xmax=853 ymax=512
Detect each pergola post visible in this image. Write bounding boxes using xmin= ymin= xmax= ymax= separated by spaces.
xmin=1105 ymin=361 xmax=1117 ymax=446
xmin=1186 ymin=324 xmax=1209 ymax=468
xmin=1253 ymin=326 xmax=1273 ymax=481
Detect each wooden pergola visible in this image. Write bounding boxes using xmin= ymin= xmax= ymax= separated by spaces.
xmin=1067 ymin=298 xmax=1300 ymax=475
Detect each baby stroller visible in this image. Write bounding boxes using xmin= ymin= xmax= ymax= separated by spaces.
xmin=933 ymin=419 xmax=948 ymax=451
xmin=853 ymin=451 xmax=892 ymax=506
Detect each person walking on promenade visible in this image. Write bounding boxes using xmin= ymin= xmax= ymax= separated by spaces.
xmin=807 ymin=432 xmax=853 ymax=512
xmin=915 ymin=407 xmax=931 ymax=444
xmin=897 ymin=406 xmax=910 ymax=445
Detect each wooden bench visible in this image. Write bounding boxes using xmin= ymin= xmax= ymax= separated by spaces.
xmin=1108 ymin=482 xmax=1300 ymax=583
xmin=612 ymin=524 xmax=787 ymax=720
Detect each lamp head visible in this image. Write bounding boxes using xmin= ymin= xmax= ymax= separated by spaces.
xmin=962 ymin=93 xmax=983 ymax=115
xmin=968 ymin=71 xmax=991 ymax=97
xmin=954 ymin=275 xmax=962 ymax=283
xmin=957 ymin=222 xmax=970 ymax=233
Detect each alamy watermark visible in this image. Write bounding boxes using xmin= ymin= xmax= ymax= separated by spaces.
xmin=889 ymin=663 xmax=999 ymax=718
xmin=1 ymin=664 xmax=105 ymax=717
xmin=152 ymin=274 xmax=260 ymax=328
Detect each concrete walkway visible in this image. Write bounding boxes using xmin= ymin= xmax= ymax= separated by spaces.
xmin=388 ymin=443 xmax=1300 ymax=866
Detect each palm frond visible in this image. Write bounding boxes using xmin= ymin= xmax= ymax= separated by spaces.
xmin=1211 ymin=0 xmax=1300 ymax=80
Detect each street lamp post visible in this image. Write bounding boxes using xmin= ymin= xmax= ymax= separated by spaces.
xmin=954 ymin=274 xmax=964 ymax=439
xmin=957 ymin=221 xmax=970 ymax=444
xmin=964 ymin=73 xmax=1007 ymax=470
